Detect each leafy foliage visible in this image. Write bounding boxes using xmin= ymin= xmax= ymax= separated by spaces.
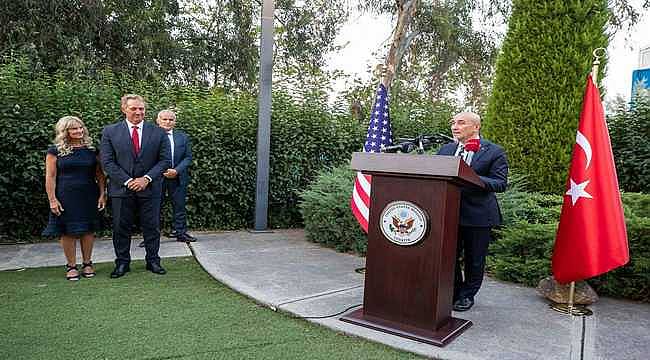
xmin=488 ymin=223 xmax=557 ymax=285
xmin=488 ymin=191 xmax=650 ymax=302
xmin=299 ymin=164 xmax=367 ymax=254
xmin=339 ymin=77 xmax=458 ymax=141
xmin=497 ymin=172 xmax=564 ymax=226
xmin=300 ymin=164 xmax=650 ymax=302
xmin=607 ymin=93 xmax=650 ymax=193
xmin=484 ymin=0 xmax=610 ymax=193
xmin=355 ymin=0 xmax=499 ymax=109
xmin=0 ymin=59 xmax=364 ymax=241
xmin=0 ymin=0 xmax=180 ymax=79
xmin=0 ymin=0 xmax=348 ymax=90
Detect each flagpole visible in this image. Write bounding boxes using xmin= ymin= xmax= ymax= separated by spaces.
xmin=567 ymin=281 xmax=575 ymax=315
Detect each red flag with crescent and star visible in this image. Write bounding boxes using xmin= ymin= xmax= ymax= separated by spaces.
xmin=551 ymin=75 xmax=629 ymax=284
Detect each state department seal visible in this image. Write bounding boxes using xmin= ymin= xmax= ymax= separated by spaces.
xmin=379 ymin=201 xmax=428 ymax=246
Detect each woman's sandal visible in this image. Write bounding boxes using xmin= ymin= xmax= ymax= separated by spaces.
xmin=65 ymin=264 xmax=80 ymax=281
xmin=81 ymin=262 xmax=96 ymax=278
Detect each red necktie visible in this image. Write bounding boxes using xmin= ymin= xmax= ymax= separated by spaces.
xmin=131 ymin=126 xmax=140 ymax=155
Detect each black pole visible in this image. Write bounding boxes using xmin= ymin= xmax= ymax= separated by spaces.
xmin=254 ymin=0 xmax=274 ymax=230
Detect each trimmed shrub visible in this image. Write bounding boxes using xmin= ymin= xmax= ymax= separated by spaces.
xmin=0 ymin=59 xmax=365 ymax=241
xmin=299 ymin=163 xmax=366 ymax=254
xmin=300 ymin=160 xmax=649 ymax=302
xmin=484 ymin=0 xmax=610 ymax=193
xmin=488 ymin=222 xmax=557 ymax=285
xmin=488 ymin=191 xmax=650 ymax=302
xmin=497 ymin=172 xmax=564 ymax=226
xmin=173 ymin=91 xmax=364 ymax=231
xmin=607 ymin=93 xmax=650 ymax=193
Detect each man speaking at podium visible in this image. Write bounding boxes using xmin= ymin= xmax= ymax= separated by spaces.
xmin=437 ymin=111 xmax=508 ymax=312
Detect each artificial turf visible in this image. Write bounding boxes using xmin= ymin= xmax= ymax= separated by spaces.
xmin=0 ymin=257 xmax=422 ymax=359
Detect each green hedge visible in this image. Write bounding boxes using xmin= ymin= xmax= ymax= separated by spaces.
xmin=301 ymin=165 xmax=650 ymax=302
xmin=0 ymin=59 xmax=365 ymax=241
xmin=299 ymin=164 xmax=367 ymax=254
xmin=488 ymin=191 xmax=650 ymax=302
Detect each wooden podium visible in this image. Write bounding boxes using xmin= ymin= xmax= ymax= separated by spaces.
xmin=340 ymin=152 xmax=484 ymax=346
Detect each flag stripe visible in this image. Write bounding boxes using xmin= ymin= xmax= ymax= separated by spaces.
xmin=350 ymin=197 xmax=368 ymax=232
xmin=349 ymin=84 xmax=393 ymax=233
xmin=351 ymin=182 xmax=369 ymax=219
xmin=354 ymin=173 xmax=371 ymax=204
xmin=356 ymin=173 xmax=371 ymax=194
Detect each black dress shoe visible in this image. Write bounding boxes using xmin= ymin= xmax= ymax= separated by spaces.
xmin=176 ymin=233 xmax=196 ymax=242
xmin=138 ymin=240 xmax=145 ymax=248
xmin=145 ymin=262 xmax=167 ymax=275
xmin=110 ymin=263 xmax=130 ymax=278
xmin=453 ymin=297 xmax=474 ymax=312
xmin=163 ymin=230 xmax=178 ymax=238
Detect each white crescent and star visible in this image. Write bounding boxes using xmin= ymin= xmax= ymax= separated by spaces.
xmin=566 ymin=179 xmax=593 ymax=205
xmin=566 ymin=130 xmax=593 ymax=205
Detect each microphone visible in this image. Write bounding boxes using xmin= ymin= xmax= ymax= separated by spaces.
xmin=381 ymin=142 xmax=417 ymax=153
xmin=381 ymin=133 xmax=454 ymax=153
xmin=436 ymin=133 xmax=455 ymax=142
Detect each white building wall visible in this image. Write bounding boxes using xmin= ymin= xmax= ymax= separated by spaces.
xmin=640 ymin=45 xmax=650 ymax=68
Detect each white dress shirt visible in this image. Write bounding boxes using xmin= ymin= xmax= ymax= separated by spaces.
xmin=123 ymin=120 xmax=151 ymax=185
xmin=167 ymin=130 xmax=175 ymax=168
xmin=126 ymin=120 xmax=143 ymax=149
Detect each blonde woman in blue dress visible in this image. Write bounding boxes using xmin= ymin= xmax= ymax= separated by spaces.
xmin=43 ymin=116 xmax=106 ymax=280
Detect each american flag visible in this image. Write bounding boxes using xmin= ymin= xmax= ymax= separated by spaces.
xmin=350 ymin=84 xmax=393 ymax=232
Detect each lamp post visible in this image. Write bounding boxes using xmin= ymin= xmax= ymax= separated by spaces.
xmin=254 ymin=0 xmax=274 ymax=231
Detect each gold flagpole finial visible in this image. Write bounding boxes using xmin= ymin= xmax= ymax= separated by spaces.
xmin=374 ymin=64 xmax=385 ymax=79
xmin=592 ymin=48 xmax=607 ymax=84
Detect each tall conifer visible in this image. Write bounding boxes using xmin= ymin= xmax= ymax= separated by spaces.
xmin=484 ymin=0 xmax=609 ymax=193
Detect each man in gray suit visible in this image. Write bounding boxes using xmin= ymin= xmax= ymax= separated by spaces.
xmin=100 ymin=94 xmax=171 ymax=277
xmin=139 ymin=109 xmax=195 ymax=245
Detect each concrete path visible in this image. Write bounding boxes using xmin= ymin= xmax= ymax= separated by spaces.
xmin=0 ymin=236 xmax=191 ymax=271
xmin=189 ymin=230 xmax=650 ymax=360
xmin=2 ymin=229 xmax=648 ymax=359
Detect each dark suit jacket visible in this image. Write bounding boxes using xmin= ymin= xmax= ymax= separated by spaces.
xmin=169 ymin=130 xmax=192 ymax=188
xmin=437 ymin=138 xmax=508 ymax=227
xmin=100 ymin=120 xmax=171 ymax=198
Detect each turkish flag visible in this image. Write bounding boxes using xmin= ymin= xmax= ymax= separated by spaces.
xmin=551 ymin=75 xmax=629 ymax=284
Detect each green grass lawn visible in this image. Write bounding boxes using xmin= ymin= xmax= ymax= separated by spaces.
xmin=0 ymin=257 xmax=422 ymax=360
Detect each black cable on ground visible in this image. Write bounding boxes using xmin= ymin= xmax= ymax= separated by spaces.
xmin=188 ymin=243 xmax=364 ymax=320
xmin=295 ymin=303 xmax=363 ymax=319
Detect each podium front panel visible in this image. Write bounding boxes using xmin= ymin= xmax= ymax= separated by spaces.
xmin=362 ymin=174 xmax=461 ymax=330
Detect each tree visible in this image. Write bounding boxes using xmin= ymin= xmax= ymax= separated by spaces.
xmin=0 ymin=0 xmax=349 ymax=91
xmin=356 ymin=0 xmax=499 ymax=109
xmin=174 ymin=0 xmax=259 ymax=88
xmin=0 ymin=0 xmax=180 ymax=79
xmin=483 ymin=0 xmax=610 ymax=193
xmin=351 ymin=0 xmax=648 ymax=110
xmin=607 ymin=93 xmax=650 ymax=193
